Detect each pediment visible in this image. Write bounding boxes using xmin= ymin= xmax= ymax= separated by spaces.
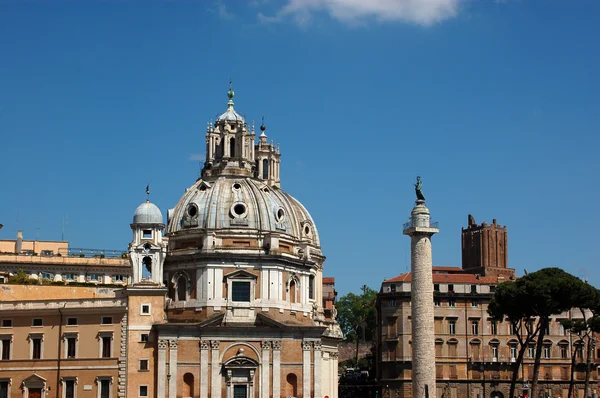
xmin=198 ymin=181 xmax=212 ymax=191
xmin=224 ymin=270 xmax=257 ymax=280
xmin=254 ymin=313 xmax=287 ymax=329
xmin=198 ymin=313 xmax=225 ymax=328
xmin=23 ymin=374 xmax=46 ymax=383
xmin=223 ymin=355 xmax=259 ymax=368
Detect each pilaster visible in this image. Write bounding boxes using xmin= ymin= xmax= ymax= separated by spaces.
xmin=157 ymin=340 xmax=167 ymax=398
xmin=313 ymin=342 xmax=322 ymax=398
xmin=211 ymin=340 xmax=220 ymax=398
xmin=168 ymin=340 xmax=178 ymax=398
xmin=200 ymin=341 xmax=209 ymax=398
xmin=272 ymin=341 xmax=281 ymax=398
xmin=302 ymin=341 xmax=311 ymax=398
xmin=261 ymin=341 xmax=271 ymax=398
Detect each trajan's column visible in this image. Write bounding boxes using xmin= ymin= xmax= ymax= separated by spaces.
xmin=403 ymin=176 xmax=439 ymax=398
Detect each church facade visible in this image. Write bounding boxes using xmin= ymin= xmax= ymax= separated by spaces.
xmin=0 ymin=86 xmax=341 ymax=398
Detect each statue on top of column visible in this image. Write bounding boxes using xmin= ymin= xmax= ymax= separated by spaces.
xmin=415 ymin=176 xmax=426 ymax=201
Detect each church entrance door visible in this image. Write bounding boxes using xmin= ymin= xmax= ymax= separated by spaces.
xmin=29 ymin=389 xmax=42 ymax=398
xmin=233 ymin=385 xmax=247 ymax=398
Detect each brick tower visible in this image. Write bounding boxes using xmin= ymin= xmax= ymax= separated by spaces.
xmin=461 ymin=214 xmax=514 ymax=279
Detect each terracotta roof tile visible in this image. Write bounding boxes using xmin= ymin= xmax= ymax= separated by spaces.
xmin=322 ymin=277 xmax=335 ymax=284
xmin=384 ymin=267 xmax=498 ymax=285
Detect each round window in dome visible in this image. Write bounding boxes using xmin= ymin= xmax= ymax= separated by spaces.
xmin=230 ymin=202 xmax=248 ymax=218
xmin=187 ymin=204 xmax=198 ymax=217
xmin=276 ymin=208 xmax=285 ymax=222
xmin=304 ymin=225 xmax=311 ymax=235
xmin=232 ymin=183 xmax=242 ymax=190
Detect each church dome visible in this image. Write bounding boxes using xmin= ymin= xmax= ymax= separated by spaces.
xmin=166 ymin=177 xmax=320 ymax=246
xmin=133 ymin=201 xmax=163 ymax=225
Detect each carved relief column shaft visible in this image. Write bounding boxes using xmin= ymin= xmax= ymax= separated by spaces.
xmin=211 ymin=341 xmax=220 ymax=398
xmin=157 ymin=340 xmax=167 ymax=398
xmin=272 ymin=341 xmax=281 ymax=398
xmin=168 ymin=340 xmax=178 ymax=398
xmin=261 ymin=341 xmax=270 ymax=398
xmin=200 ymin=341 xmax=209 ymax=398
xmin=302 ymin=341 xmax=311 ymax=398
xmin=313 ymin=342 xmax=322 ymax=398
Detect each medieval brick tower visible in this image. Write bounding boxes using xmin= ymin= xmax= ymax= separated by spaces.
xmin=461 ymin=214 xmax=514 ymax=279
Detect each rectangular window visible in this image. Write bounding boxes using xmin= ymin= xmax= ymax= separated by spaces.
xmin=64 ymin=380 xmax=75 ymax=398
xmin=101 ymin=316 xmax=113 ymax=325
xmin=448 ymin=344 xmax=457 ymax=357
xmin=66 ymin=337 xmax=76 ymax=358
xmin=67 ymin=317 xmax=78 ymax=326
xmin=141 ymin=304 xmax=150 ymax=315
xmin=142 ymin=230 xmax=152 ymax=239
xmin=490 ymin=321 xmax=498 ymax=335
xmin=1 ymin=338 xmax=10 ymax=360
xmin=434 ymin=299 xmax=441 ymax=307
xmin=309 ymin=275 xmax=315 ymax=299
xmin=113 ymin=275 xmax=125 ymax=283
xmin=450 ymin=365 xmax=458 ymax=379
xmin=41 ymin=250 xmax=54 ymax=256
xmin=390 ymin=283 xmax=396 ymax=292
xmin=32 ymin=337 xmax=42 ymax=359
xmin=231 ymin=281 xmax=251 ymax=302
xmin=528 ymin=346 xmax=535 ymax=359
xmin=449 ymin=299 xmax=456 ymax=308
xmin=471 ymin=320 xmax=479 ymax=335
xmin=64 ymin=273 xmax=74 ymax=281
xmin=32 ymin=318 xmax=43 ymax=327
xmin=492 ymin=345 xmax=499 ymax=359
xmin=448 ymin=284 xmax=454 ymax=292
xmin=388 ymin=299 xmax=396 ymax=307
xmin=140 ymin=333 xmax=149 ymax=343
xmin=100 ymin=380 xmax=110 ymax=398
xmin=102 ymin=336 xmax=111 ymax=358
xmin=561 ymin=346 xmax=568 ymax=359
xmin=471 ymin=300 xmax=479 ymax=308
xmin=543 ymin=345 xmax=551 ymax=359
xmin=88 ymin=274 xmax=99 ymax=282
xmin=0 ymin=320 xmax=11 ymax=328
xmin=434 ymin=284 xmax=440 ymax=292
xmin=139 ymin=359 xmax=149 ymax=371
xmin=448 ymin=320 xmax=456 ymax=335
xmin=489 ymin=285 xmax=496 ymax=293
xmin=0 ymin=381 xmax=9 ymax=398
xmin=510 ymin=346 xmax=517 ymax=359
xmin=139 ymin=386 xmax=148 ymax=397
xmin=471 ymin=285 xmax=477 ymax=294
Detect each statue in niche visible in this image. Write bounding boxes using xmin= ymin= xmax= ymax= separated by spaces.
xmin=415 ymin=176 xmax=426 ymax=201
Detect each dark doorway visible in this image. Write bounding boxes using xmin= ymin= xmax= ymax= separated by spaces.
xmin=233 ymin=385 xmax=247 ymax=398
xmin=491 ymin=392 xmax=504 ymax=398
xmin=28 ymin=389 xmax=41 ymax=398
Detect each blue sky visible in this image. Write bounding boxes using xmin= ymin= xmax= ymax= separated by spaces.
xmin=1 ymin=0 xmax=598 ymax=295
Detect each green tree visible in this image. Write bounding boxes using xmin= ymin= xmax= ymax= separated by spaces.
xmin=489 ymin=268 xmax=584 ymax=398
xmin=7 ymin=269 xmax=37 ymax=285
xmin=336 ymin=285 xmax=377 ymax=364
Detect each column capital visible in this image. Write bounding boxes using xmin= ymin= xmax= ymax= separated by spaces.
xmin=313 ymin=341 xmax=322 ymax=351
xmin=200 ymin=341 xmax=210 ymax=350
xmin=168 ymin=339 xmax=178 ymax=349
xmin=272 ymin=340 xmax=281 ymax=351
xmin=158 ymin=339 xmax=168 ymax=350
xmin=302 ymin=341 xmax=312 ymax=351
xmin=211 ymin=340 xmax=220 ymax=350
xmin=261 ymin=341 xmax=271 ymax=350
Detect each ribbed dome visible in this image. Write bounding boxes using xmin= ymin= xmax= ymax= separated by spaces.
xmin=133 ymin=201 xmax=163 ymax=225
xmin=167 ymin=177 xmax=320 ymax=246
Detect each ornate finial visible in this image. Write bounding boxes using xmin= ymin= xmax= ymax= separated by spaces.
xmin=260 ymin=116 xmax=266 ymax=132
xmin=227 ymin=79 xmax=234 ymax=101
xmin=414 ymin=176 xmax=426 ymax=202
xmin=146 ymin=185 xmax=150 ymax=202
xmin=252 ymin=120 xmax=255 ymax=133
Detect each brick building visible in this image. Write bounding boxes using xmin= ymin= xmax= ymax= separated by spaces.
xmin=375 ymin=215 xmax=598 ymax=398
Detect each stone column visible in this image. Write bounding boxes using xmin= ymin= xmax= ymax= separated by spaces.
xmin=261 ymin=341 xmax=271 ymax=398
xmin=200 ymin=341 xmax=209 ymax=398
xmin=313 ymin=342 xmax=322 ymax=398
xmin=302 ymin=341 xmax=311 ymax=398
xmin=272 ymin=341 xmax=281 ymax=398
xmin=211 ymin=341 xmax=221 ymax=398
xmin=403 ymin=199 xmax=439 ymax=398
xmin=157 ymin=340 xmax=167 ymax=398
xmin=168 ymin=340 xmax=178 ymax=398
xmin=331 ymin=352 xmax=339 ymax=398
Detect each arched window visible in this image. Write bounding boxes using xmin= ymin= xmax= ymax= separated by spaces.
xmin=177 ymin=276 xmax=187 ymax=302
xmin=182 ymin=373 xmax=194 ymax=398
xmin=229 ymin=137 xmax=235 ymax=158
xmin=289 ymin=280 xmax=297 ymax=304
xmin=142 ymin=256 xmax=152 ymax=279
xmin=262 ymin=159 xmax=269 ymax=179
xmin=286 ymin=373 xmax=298 ymax=397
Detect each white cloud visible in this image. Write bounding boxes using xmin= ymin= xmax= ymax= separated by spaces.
xmin=260 ymin=0 xmax=462 ymax=27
